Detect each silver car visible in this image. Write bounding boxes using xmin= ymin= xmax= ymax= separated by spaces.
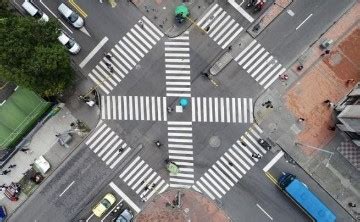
xmin=58 ymin=3 xmax=84 ymax=28
xmin=22 ymin=0 xmax=49 ymax=22
xmin=57 ymin=30 xmax=81 ymax=54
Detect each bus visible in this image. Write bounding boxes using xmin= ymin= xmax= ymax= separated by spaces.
xmin=278 ymin=172 xmax=336 ymax=222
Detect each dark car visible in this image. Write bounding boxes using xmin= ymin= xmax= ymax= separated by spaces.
xmin=258 ymin=139 xmax=271 ymax=150
xmin=116 ymin=209 xmax=133 ymax=222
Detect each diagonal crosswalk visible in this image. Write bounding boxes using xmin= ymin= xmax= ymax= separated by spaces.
xmin=165 ymin=31 xmax=191 ymax=98
xmin=88 ymin=16 xmax=164 ymax=94
xmin=192 ymin=124 xmax=267 ymax=200
xmin=119 ymin=156 xmax=169 ymax=202
xmin=85 ymin=121 xmax=132 ymax=169
xmin=167 ymin=121 xmax=194 ymax=188
xmin=197 ymin=4 xmax=244 ymax=49
xmin=100 ymin=95 xmax=168 ymax=121
xmin=234 ymin=39 xmax=286 ymax=89
xmin=191 ymin=97 xmax=253 ymax=123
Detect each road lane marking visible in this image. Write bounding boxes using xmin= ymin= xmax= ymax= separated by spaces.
xmin=69 ymin=0 xmax=87 ymax=18
xmin=109 ymin=182 xmax=141 ymax=213
xmin=256 ymin=203 xmax=273 ymax=220
xmin=39 ymin=0 xmax=72 ymax=33
xmin=79 ymin=37 xmax=109 ymax=68
xmin=59 ymin=181 xmax=75 ymax=197
xmin=296 ymin=13 xmax=313 ymax=30
xmin=263 ymin=151 xmax=284 ymax=172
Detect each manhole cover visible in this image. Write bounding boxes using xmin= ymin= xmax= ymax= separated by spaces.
xmin=209 ymin=136 xmax=221 ymax=148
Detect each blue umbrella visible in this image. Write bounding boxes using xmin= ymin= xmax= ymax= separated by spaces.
xmin=179 ymin=98 xmax=189 ymax=107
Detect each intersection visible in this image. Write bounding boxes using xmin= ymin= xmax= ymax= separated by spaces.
xmin=6 ymin=0 xmax=357 ymax=221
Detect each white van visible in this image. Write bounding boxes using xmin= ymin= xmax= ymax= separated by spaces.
xmin=58 ymin=31 xmax=81 ymax=54
xmin=58 ymin=3 xmax=84 ymax=28
xmin=21 ymin=0 xmax=49 ymax=22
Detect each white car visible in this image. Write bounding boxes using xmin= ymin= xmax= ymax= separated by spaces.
xmin=58 ymin=3 xmax=84 ymax=28
xmin=22 ymin=0 xmax=49 ymax=22
xmin=58 ymin=31 xmax=81 ymax=54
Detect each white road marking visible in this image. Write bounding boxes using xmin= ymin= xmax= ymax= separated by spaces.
xmin=80 ymin=37 xmax=108 ymax=68
xmin=296 ymin=13 xmax=313 ymax=30
xmin=109 ymin=182 xmax=141 ymax=213
xmin=256 ymin=204 xmax=273 ymax=220
xmin=59 ymin=181 xmax=75 ymax=197
xmin=263 ymin=151 xmax=284 ymax=172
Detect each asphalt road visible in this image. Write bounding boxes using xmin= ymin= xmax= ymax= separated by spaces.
xmin=8 ymin=0 xmax=356 ymax=221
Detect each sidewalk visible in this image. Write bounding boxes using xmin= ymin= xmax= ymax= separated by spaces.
xmin=254 ymin=2 xmax=360 ymax=219
xmin=0 ymin=75 xmax=100 ymax=215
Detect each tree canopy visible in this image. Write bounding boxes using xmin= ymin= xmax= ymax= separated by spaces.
xmin=0 ymin=16 xmax=73 ymax=97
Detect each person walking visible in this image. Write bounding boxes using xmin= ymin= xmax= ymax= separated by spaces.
xmin=8 ymin=164 xmax=16 ymax=169
xmin=20 ymin=148 xmax=30 ymax=152
xmin=2 ymin=170 xmax=11 ymax=175
xmin=104 ymin=53 xmax=112 ymax=60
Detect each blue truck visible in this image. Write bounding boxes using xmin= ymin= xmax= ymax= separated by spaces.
xmin=278 ymin=173 xmax=336 ymax=222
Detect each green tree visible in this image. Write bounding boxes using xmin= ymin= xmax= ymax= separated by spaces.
xmin=0 ymin=16 xmax=73 ymax=97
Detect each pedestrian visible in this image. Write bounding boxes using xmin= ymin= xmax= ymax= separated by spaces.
xmin=266 ymin=104 xmax=273 ymax=109
xmin=298 ymin=118 xmax=305 ymax=122
xmin=348 ymin=202 xmax=356 ymax=207
xmin=151 ymin=183 xmax=156 ymax=188
xmin=167 ymin=107 xmax=173 ymax=113
xmin=346 ymin=79 xmax=355 ymax=85
xmin=144 ymin=185 xmax=149 ymax=191
xmin=20 ymin=148 xmax=30 ymax=152
xmin=104 ymin=53 xmax=112 ymax=60
xmin=325 ymin=49 xmax=330 ymax=54
xmin=104 ymin=61 xmax=112 ymax=68
xmin=228 ymin=45 xmax=232 ymax=51
xmin=118 ymin=147 xmax=124 ymax=152
xmin=297 ymin=65 xmax=303 ymax=71
xmin=228 ymin=161 xmax=234 ymax=166
xmin=30 ymin=163 xmax=34 ymax=167
xmin=139 ymin=20 xmax=144 ymax=28
xmin=323 ymin=99 xmax=330 ymax=104
xmin=2 ymin=170 xmax=10 ymax=175
xmin=204 ymin=25 xmax=210 ymax=32
xmin=8 ymin=164 xmax=16 ymax=169
xmin=99 ymin=0 xmax=103 ymax=3
xmin=240 ymin=141 xmax=247 ymax=147
xmin=328 ymin=102 xmax=335 ymax=108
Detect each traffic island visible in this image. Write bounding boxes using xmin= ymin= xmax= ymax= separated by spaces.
xmin=135 ymin=189 xmax=230 ymax=222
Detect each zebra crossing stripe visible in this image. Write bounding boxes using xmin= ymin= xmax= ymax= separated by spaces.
xmin=93 ymin=131 xmax=115 ymax=153
xmin=235 ymin=39 xmax=257 ymax=61
xmin=214 ymin=18 xmax=234 ymax=41
xmin=124 ymin=160 xmax=145 ymax=182
xmin=243 ymin=98 xmax=247 ymax=123
xmin=97 ymin=135 xmax=118 ymax=157
xmin=134 ymin=25 xmax=154 ymax=47
xmin=229 ymin=148 xmax=250 ymax=170
xmin=216 ymin=160 xmax=238 ymax=182
xmin=226 ymin=98 xmax=230 ymax=123
xmin=110 ymin=49 xmax=129 ymax=75
xmin=232 ymin=144 xmax=254 ymax=166
xmin=203 ymin=97 xmax=207 ymax=122
xmin=213 ymin=165 xmax=234 ymax=186
xmin=209 ymin=14 xmax=230 ymax=38
xmin=168 ymin=144 xmax=193 ymax=149
xmin=102 ymin=139 xmax=122 ymax=161
xmin=132 ymin=168 xmax=152 ymax=190
xmin=128 ymin=164 xmax=148 ymax=186
xmin=88 ymin=74 xmax=109 ymax=94
xmin=196 ymin=181 xmax=215 ymax=200
xmin=222 ymin=27 xmax=243 ymax=48
xmin=224 ymin=153 xmax=246 ymax=175
xmin=197 ymin=4 xmax=219 ymax=26
xmin=120 ymin=156 xmax=140 ymax=178
xmin=209 ymin=168 xmax=230 ymax=191
xmin=142 ymin=16 xmax=164 ymax=37
xmin=170 ymin=178 xmax=194 ymax=184
xmin=136 ymin=171 xmax=156 ymax=194
xmin=201 ymin=177 xmax=222 ymax=198
xmin=128 ymin=31 xmax=148 ymax=54
xmin=86 ymin=124 xmax=106 ymax=145
xmin=205 ymin=173 xmax=226 ymax=195
xmin=89 ymin=128 xmax=110 ymax=149
xmin=214 ymin=97 xmax=219 ymax=122
xmin=124 ymin=35 xmax=144 ymax=58
xmin=109 ymin=146 xmax=131 ymax=169
xmin=220 ymin=98 xmax=225 ymax=122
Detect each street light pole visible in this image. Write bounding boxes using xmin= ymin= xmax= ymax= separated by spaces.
xmin=294 ymin=142 xmax=334 ymax=167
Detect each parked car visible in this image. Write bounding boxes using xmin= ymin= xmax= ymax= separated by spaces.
xmin=57 ymin=30 xmax=81 ymax=54
xmin=58 ymin=3 xmax=84 ymax=28
xmin=92 ymin=193 xmax=116 ymax=218
xmin=21 ymin=0 xmax=49 ymax=22
xmin=116 ymin=209 xmax=133 ymax=222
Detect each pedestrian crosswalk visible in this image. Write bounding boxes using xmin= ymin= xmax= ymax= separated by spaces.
xmin=165 ymin=31 xmax=191 ymax=98
xmin=167 ymin=121 xmax=194 ymax=188
xmin=191 ymin=97 xmax=253 ymax=123
xmin=234 ymin=39 xmax=286 ymax=89
xmin=119 ymin=156 xmax=169 ymax=202
xmin=192 ymin=124 xmax=266 ymax=200
xmin=85 ymin=121 xmax=132 ymax=169
xmin=100 ymin=95 xmax=168 ymax=121
xmin=88 ymin=16 xmax=164 ymax=94
xmin=197 ymin=4 xmax=244 ymax=49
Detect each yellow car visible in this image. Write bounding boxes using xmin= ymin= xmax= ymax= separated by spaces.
xmin=92 ymin=193 xmax=116 ymax=218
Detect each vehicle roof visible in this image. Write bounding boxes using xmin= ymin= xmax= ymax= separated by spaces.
xmin=58 ymin=3 xmax=72 ymax=17
xmin=286 ymin=179 xmax=336 ymax=222
xmin=22 ymin=1 xmax=38 ymax=16
xmin=57 ymin=32 xmax=69 ymax=45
